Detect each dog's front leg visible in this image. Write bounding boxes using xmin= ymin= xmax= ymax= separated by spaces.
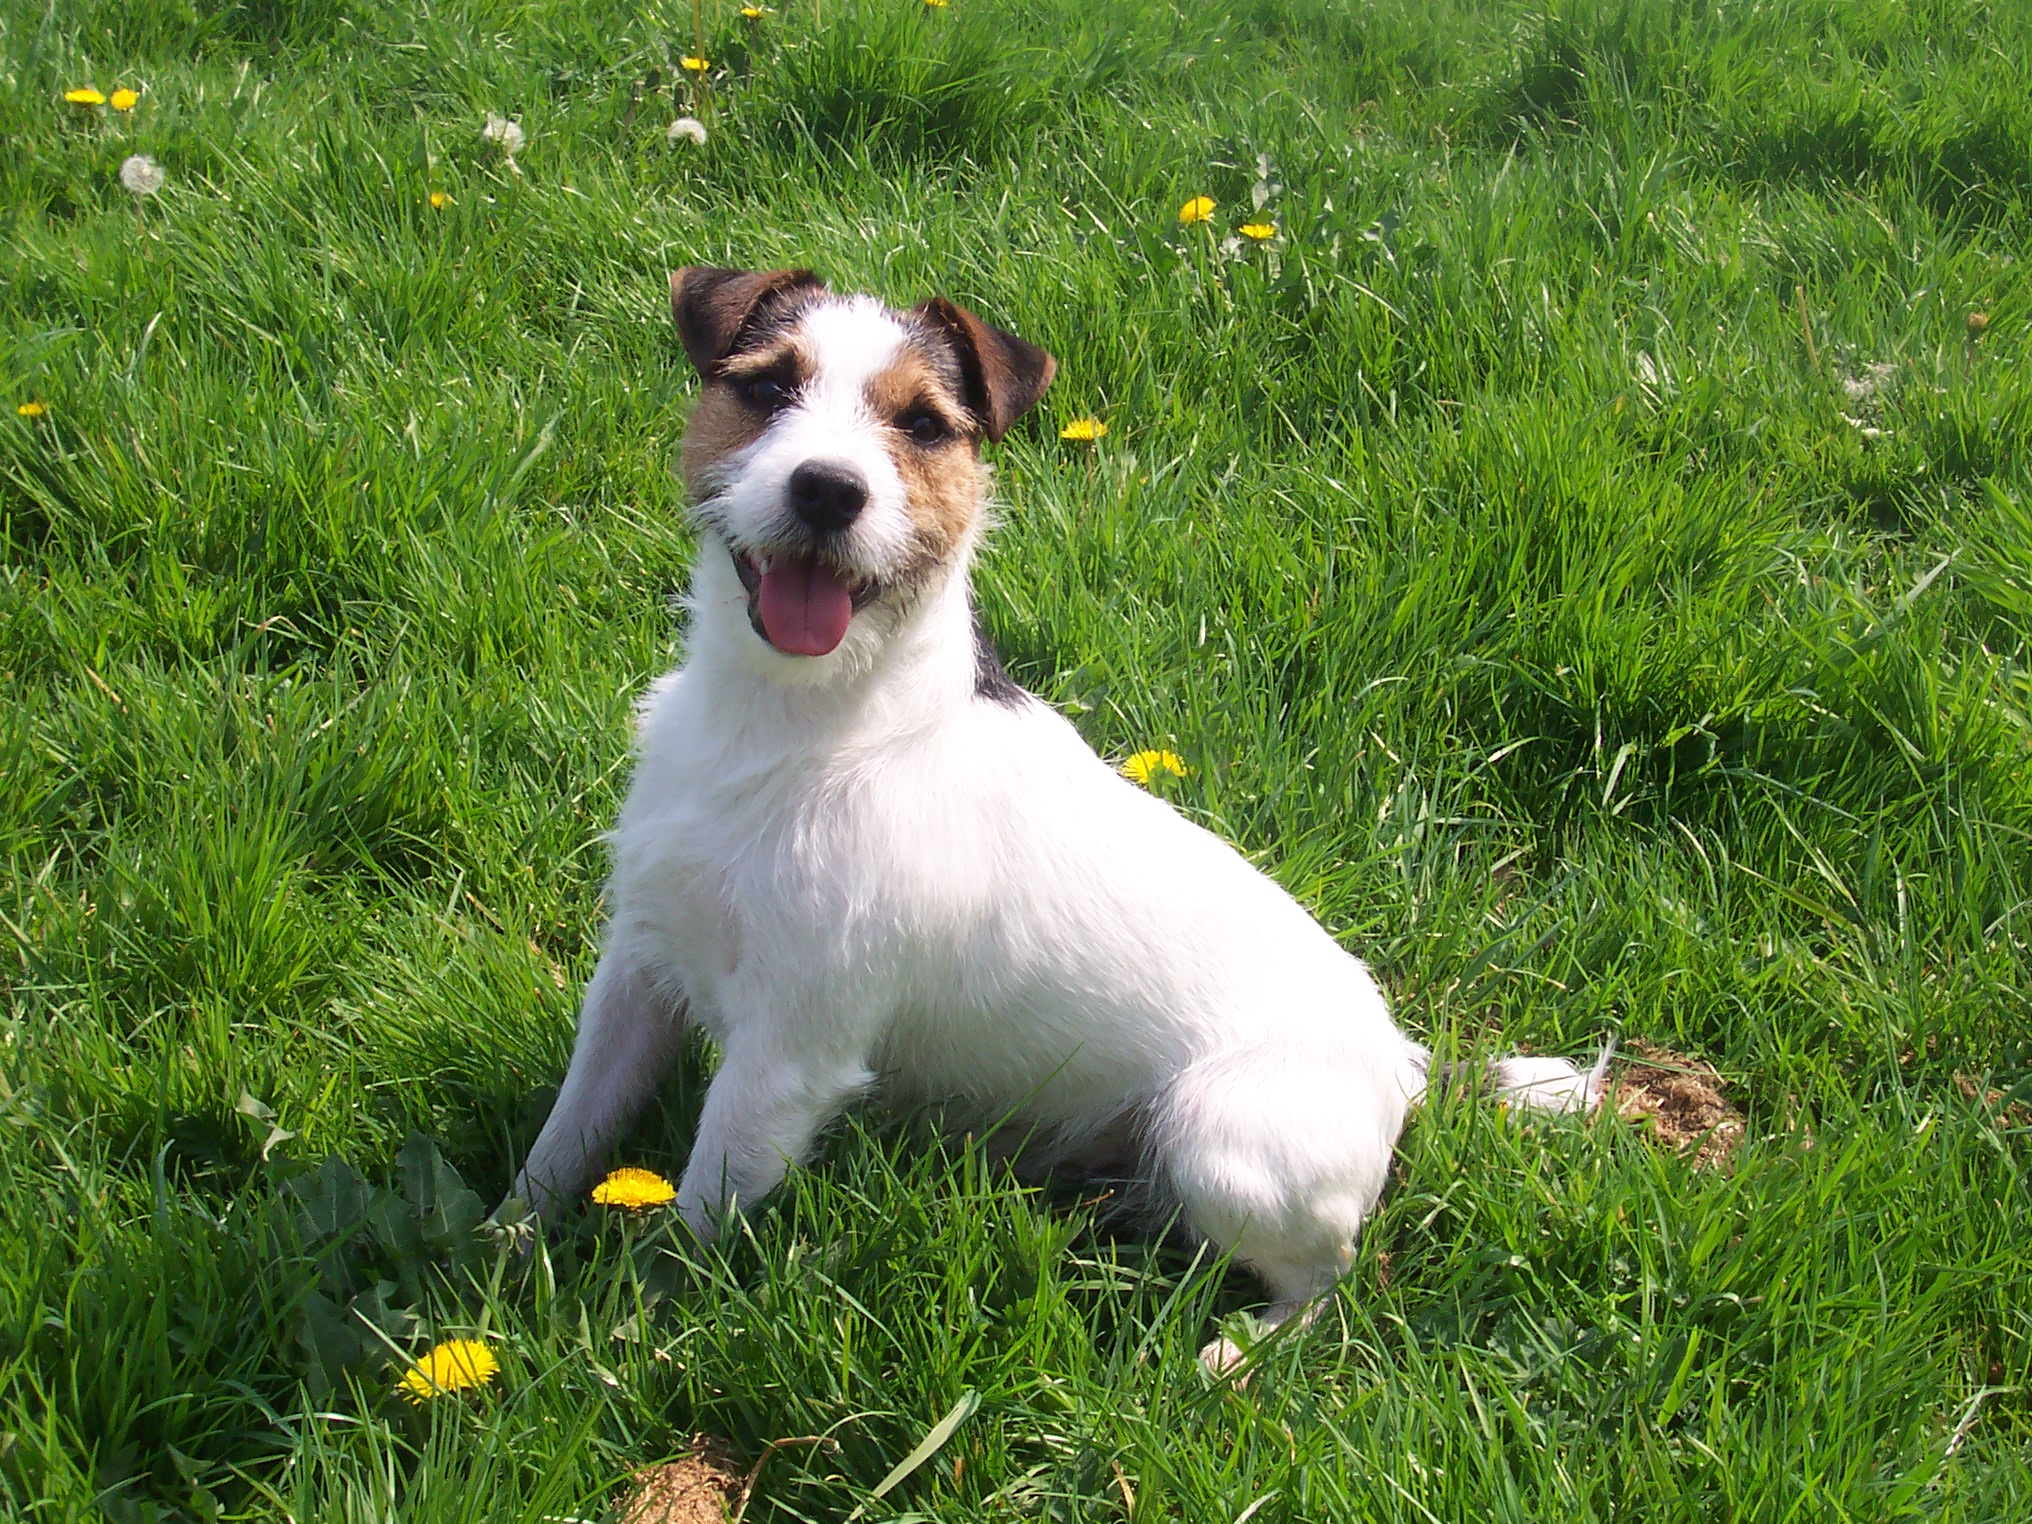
xmin=515 ymin=948 xmax=688 ymax=1219
xmin=676 ymin=1036 xmax=873 ymax=1240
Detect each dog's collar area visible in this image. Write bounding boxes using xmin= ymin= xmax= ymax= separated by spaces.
xmin=731 ymin=544 xmax=881 ymax=655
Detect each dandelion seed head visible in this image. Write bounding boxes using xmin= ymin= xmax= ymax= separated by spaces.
xmin=119 ymin=155 xmax=165 ymax=196
xmin=667 ymin=116 xmax=709 ymax=146
xmin=482 ymin=114 xmax=526 ymax=155
xmin=1840 ymin=362 xmax=1896 ymax=403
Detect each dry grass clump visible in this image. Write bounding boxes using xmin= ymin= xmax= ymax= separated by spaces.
xmin=1612 ymin=1041 xmax=1745 ymax=1169
xmin=620 ymin=1438 xmax=744 ymax=1524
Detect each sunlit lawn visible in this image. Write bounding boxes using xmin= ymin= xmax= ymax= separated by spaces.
xmin=2 ymin=0 xmax=2030 ymax=1517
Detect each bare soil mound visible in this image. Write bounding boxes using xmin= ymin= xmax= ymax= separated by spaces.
xmin=1613 ymin=1041 xmax=1745 ymax=1169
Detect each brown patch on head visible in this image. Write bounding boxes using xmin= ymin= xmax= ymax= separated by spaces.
xmin=863 ymin=335 xmax=985 ymax=564
xmin=672 ymin=268 xmax=824 ymax=506
xmin=670 ymin=267 xmax=825 ymax=376
xmin=619 ymin=1437 xmax=742 ymax=1524
xmin=680 ymin=333 xmax=806 ymax=500
xmin=681 ymin=386 xmax=769 ymax=501
xmin=1611 ymin=1040 xmax=1744 ymax=1169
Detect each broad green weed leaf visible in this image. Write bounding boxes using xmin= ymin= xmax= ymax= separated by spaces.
xmin=296 ymin=1288 xmax=375 ymax=1400
xmin=397 ymin=1132 xmax=488 ymax=1269
xmin=288 ymin=1154 xmax=374 ymax=1241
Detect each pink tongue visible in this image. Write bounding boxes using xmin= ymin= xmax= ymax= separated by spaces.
xmin=757 ymin=553 xmax=855 ymax=656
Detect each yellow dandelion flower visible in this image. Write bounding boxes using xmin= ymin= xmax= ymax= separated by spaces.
xmin=429 ymin=191 xmax=451 ymax=209
xmin=1060 ymin=418 xmax=1107 ymax=442
xmin=1239 ymin=221 xmax=1276 ymax=241
xmin=681 ymin=55 xmax=711 ymax=72
xmin=17 ymin=402 xmax=47 ymax=418
xmin=65 ymin=88 xmax=107 ymax=106
xmin=110 ymin=89 xmax=140 ymax=111
xmin=741 ymin=5 xmax=765 ymax=15
xmin=924 ymin=0 xmax=950 ymax=8
xmin=1121 ymin=750 xmax=1187 ymax=786
xmin=592 ymin=1166 xmax=677 ymax=1210
xmin=396 ymin=1338 xmax=500 ymax=1404
xmin=1178 ymin=195 xmax=1214 ymax=225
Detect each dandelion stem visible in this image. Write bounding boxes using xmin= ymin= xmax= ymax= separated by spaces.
xmin=476 ymin=1230 xmax=512 ymax=1339
xmin=693 ymin=0 xmax=708 ymax=113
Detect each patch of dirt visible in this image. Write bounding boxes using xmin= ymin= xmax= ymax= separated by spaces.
xmin=1611 ymin=1041 xmax=1744 ymax=1169
xmin=620 ymin=1437 xmax=743 ymax=1524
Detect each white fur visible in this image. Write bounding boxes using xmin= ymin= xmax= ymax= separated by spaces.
xmin=515 ymin=292 xmax=1595 ymax=1370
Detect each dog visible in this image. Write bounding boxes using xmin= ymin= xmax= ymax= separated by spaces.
xmin=512 ymin=267 xmax=1602 ymax=1371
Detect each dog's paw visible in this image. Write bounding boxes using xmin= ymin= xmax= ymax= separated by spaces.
xmin=1198 ymin=1334 xmax=1247 ymax=1378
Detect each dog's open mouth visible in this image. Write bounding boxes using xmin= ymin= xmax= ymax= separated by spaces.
xmin=731 ymin=547 xmax=879 ymax=657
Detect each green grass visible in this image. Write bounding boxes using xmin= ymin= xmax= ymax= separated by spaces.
xmin=3 ymin=0 xmax=2031 ymax=1515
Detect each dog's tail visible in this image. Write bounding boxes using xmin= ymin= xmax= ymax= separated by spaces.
xmin=1405 ymin=1036 xmax=1616 ymax=1115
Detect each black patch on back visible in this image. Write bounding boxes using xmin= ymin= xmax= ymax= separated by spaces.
xmin=972 ymin=608 xmax=1029 ymax=707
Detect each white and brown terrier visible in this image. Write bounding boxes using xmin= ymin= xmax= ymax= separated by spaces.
xmin=514 ymin=268 xmax=1600 ymax=1370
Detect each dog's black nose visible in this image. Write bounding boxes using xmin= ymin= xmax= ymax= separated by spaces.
xmin=787 ymin=459 xmax=869 ymax=533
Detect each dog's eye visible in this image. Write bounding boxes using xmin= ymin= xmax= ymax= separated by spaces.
xmin=743 ymin=377 xmax=790 ymax=409
xmin=905 ymin=412 xmax=947 ymax=445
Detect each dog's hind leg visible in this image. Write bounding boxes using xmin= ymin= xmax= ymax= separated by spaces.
xmin=1146 ymin=1044 xmax=1413 ymax=1375
xmin=514 ymin=948 xmax=688 ymax=1219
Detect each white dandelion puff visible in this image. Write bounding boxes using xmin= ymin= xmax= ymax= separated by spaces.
xmin=120 ymin=154 xmax=165 ymax=196
xmin=1840 ymin=361 xmax=1896 ymax=403
xmin=482 ymin=113 xmax=527 ymax=155
xmin=667 ymin=116 xmax=708 ymax=146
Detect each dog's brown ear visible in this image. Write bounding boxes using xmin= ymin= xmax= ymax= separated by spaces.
xmin=915 ymin=297 xmax=1056 ymax=443
xmin=670 ymin=267 xmax=826 ymax=376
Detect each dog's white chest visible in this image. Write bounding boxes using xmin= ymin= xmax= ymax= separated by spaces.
xmin=612 ymin=679 xmax=982 ymax=1042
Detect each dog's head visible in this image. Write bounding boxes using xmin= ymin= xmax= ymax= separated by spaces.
xmin=670 ymin=267 xmax=1054 ymax=660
